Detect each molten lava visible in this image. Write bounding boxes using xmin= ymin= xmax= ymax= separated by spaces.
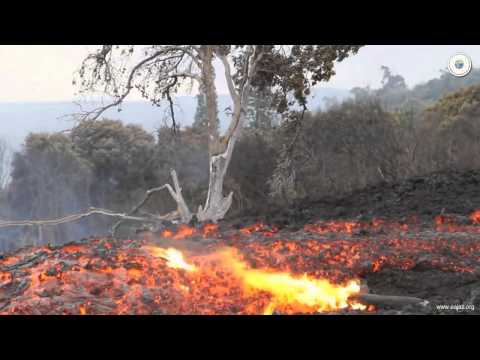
xmin=146 ymin=247 xmax=197 ymax=272
xmin=211 ymin=248 xmax=364 ymax=314
xmin=470 ymin=210 xmax=480 ymax=224
xmin=1 ymin=210 xmax=480 ymax=315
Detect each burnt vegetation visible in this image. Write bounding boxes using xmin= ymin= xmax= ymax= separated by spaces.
xmin=2 ymin=66 xmax=480 ymax=247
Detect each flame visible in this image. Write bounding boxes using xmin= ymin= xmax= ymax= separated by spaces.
xmin=203 ymin=223 xmax=219 ymax=237
xmin=305 ymin=221 xmax=359 ymax=234
xmin=208 ymin=248 xmax=364 ymax=314
xmin=142 ymin=245 xmax=365 ymax=314
xmin=173 ymin=225 xmax=197 ymax=240
xmin=161 ymin=225 xmax=197 ymax=240
xmin=239 ymin=223 xmax=278 ymax=237
xmin=146 ymin=246 xmax=197 ymax=272
xmin=470 ymin=210 xmax=480 ymax=224
xmin=79 ymin=304 xmax=87 ymax=315
xmin=3 ymin=209 xmax=480 ymax=315
xmin=161 ymin=229 xmax=174 ymax=238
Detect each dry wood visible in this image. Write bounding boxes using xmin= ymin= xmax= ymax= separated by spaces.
xmin=197 ymin=46 xmax=262 ymax=222
xmin=0 ymin=170 xmax=193 ymax=239
xmin=350 ymin=293 xmax=430 ymax=309
xmin=110 ymin=169 xmax=192 ymax=236
xmin=0 ymin=208 xmax=148 ymax=229
xmin=169 ymin=169 xmax=193 ymax=223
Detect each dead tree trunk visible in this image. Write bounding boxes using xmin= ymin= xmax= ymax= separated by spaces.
xmin=195 ymin=46 xmax=232 ymax=222
xmin=0 ymin=46 xmax=264 ymax=234
xmin=197 ymin=137 xmax=236 ymax=222
xmin=197 ymin=45 xmax=259 ymax=223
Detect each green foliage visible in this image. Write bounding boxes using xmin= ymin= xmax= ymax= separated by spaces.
xmin=71 ymin=119 xmax=157 ymax=209
xmin=76 ymin=46 xmax=363 ymax=130
xmin=248 ymin=45 xmax=362 ymax=113
xmin=352 ymin=66 xmax=480 ymax=113
xmin=414 ymin=84 xmax=480 ymax=172
xmin=424 ymin=84 xmax=480 ymax=128
xmin=411 ymin=68 xmax=480 ymax=103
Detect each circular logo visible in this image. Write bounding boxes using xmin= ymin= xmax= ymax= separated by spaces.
xmin=448 ymin=53 xmax=472 ymax=77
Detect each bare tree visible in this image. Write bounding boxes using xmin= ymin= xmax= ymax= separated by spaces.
xmin=72 ymin=45 xmax=361 ymax=224
xmin=0 ymin=45 xmax=361 ymax=235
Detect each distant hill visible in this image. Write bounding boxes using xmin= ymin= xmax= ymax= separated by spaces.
xmin=0 ymin=87 xmax=351 ymax=150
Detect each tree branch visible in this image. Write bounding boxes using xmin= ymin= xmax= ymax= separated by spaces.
xmin=77 ymin=47 xmax=201 ymax=122
xmin=224 ymin=46 xmax=263 ymax=144
xmin=218 ymin=54 xmax=239 ymax=103
xmin=0 ymin=208 xmax=147 ymax=229
xmin=0 ymin=171 xmax=192 ymax=238
xmin=110 ymin=169 xmax=192 ymax=236
xmin=350 ymin=293 xmax=430 ymax=309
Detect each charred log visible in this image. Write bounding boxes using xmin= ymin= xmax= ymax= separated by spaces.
xmin=350 ymin=293 xmax=430 ymax=309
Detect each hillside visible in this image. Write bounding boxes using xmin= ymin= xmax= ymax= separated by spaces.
xmin=0 ymin=87 xmax=351 ymax=150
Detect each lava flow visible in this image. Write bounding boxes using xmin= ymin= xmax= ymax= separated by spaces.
xmin=1 ymin=210 xmax=480 ymax=315
xmin=208 ymin=248 xmax=365 ymax=314
xmin=139 ymin=244 xmax=365 ymax=314
xmin=147 ymin=246 xmax=365 ymax=315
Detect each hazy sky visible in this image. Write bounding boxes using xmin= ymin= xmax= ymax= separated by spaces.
xmin=0 ymin=45 xmax=479 ymax=102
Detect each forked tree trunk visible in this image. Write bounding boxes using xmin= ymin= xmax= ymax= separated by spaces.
xmin=195 ymin=45 xmax=255 ymax=223
xmin=0 ymin=46 xmax=261 ymax=236
xmin=196 ymin=45 xmax=232 ymax=222
xmin=197 ymin=136 xmax=236 ymax=222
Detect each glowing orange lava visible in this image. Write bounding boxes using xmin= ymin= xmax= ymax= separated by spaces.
xmin=470 ymin=210 xmax=480 ymax=224
xmin=146 ymin=246 xmax=197 ymax=272
xmin=2 ymin=210 xmax=480 ymax=315
xmin=207 ymin=247 xmax=365 ymax=314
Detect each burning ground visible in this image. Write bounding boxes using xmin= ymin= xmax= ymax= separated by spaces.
xmin=2 ymin=211 xmax=480 ymax=315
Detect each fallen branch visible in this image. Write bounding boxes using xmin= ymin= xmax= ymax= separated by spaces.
xmin=350 ymin=293 xmax=430 ymax=309
xmin=168 ymin=169 xmax=193 ymax=223
xmin=0 ymin=208 xmax=148 ymax=230
xmin=110 ymin=186 xmax=171 ymax=237
xmin=0 ymin=170 xmax=193 ymax=242
xmin=110 ymin=169 xmax=192 ymax=237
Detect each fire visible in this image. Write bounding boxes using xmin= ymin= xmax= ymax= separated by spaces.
xmin=203 ymin=223 xmax=219 ymax=237
xmin=201 ymin=248 xmax=365 ymax=314
xmin=161 ymin=225 xmax=198 ymax=240
xmin=244 ymin=270 xmax=364 ymax=314
xmin=173 ymin=225 xmax=197 ymax=240
xmin=135 ymin=245 xmax=365 ymax=314
xmin=79 ymin=304 xmax=87 ymax=315
xmin=239 ymin=223 xmax=278 ymax=237
xmin=2 ymin=209 xmax=480 ymax=315
xmin=161 ymin=229 xmax=174 ymax=238
xmin=146 ymin=246 xmax=197 ymax=272
xmin=470 ymin=210 xmax=480 ymax=224
xmin=305 ymin=221 xmax=360 ymax=234
xmin=159 ymin=223 xmax=220 ymax=240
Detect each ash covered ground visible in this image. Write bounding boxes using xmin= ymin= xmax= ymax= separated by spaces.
xmin=252 ymin=169 xmax=480 ymax=228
